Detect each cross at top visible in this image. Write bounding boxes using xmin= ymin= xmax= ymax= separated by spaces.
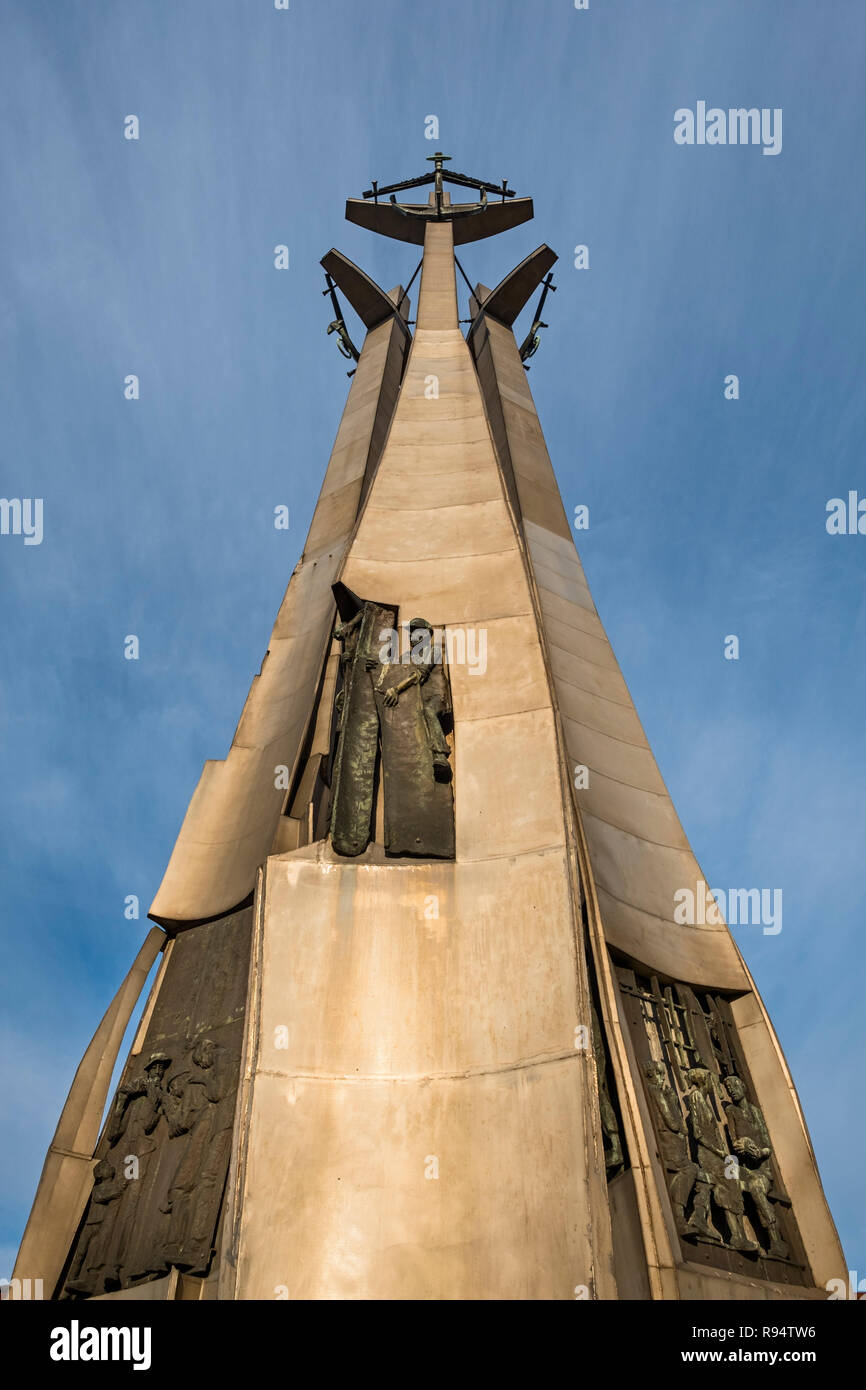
xmin=362 ymin=155 xmax=515 ymax=206
xmin=425 ymin=152 xmax=451 ymax=196
xmin=349 ymin=155 xmax=533 ymax=246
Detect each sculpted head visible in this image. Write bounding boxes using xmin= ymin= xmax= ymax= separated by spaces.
xmin=192 ymin=1038 xmax=216 ymax=1069
xmin=724 ymin=1075 xmax=746 ymax=1102
xmin=408 ymin=617 xmax=434 ymax=660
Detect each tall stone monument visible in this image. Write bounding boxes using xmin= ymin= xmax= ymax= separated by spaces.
xmin=15 ymin=157 xmax=844 ymax=1301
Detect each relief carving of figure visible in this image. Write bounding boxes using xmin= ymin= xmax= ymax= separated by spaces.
xmin=723 ymin=1074 xmax=789 ymax=1259
xmin=330 ymin=588 xmax=454 ymax=858
xmin=333 ymin=608 xmax=363 ymax=733
xmin=685 ymin=1067 xmax=758 ymax=1253
xmin=380 ymin=618 xmax=452 ymax=782
xmin=64 ymin=1158 xmax=126 ymax=1295
xmin=643 ymin=1060 xmax=699 ymax=1236
xmin=100 ymin=1052 xmax=172 ymax=1289
xmin=159 ymin=1038 xmax=235 ymax=1274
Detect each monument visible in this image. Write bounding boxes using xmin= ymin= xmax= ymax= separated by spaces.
xmin=14 ymin=156 xmax=844 ymax=1300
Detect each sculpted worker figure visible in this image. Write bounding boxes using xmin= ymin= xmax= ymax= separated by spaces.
xmin=330 ymin=595 xmax=455 ymax=858
xmin=643 ymin=1060 xmax=699 ymax=1237
xmin=379 ymin=618 xmax=452 ymax=782
xmin=161 ymin=1038 xmax=235 ymax=1274
xmin=64 ymin=1159 xmax=125 ymax=1296
xmin=686 ymin=1067 xmax=758 ymax=1253
xmin=333 ymin=608 xmax=363 ymax=733
xmin=723 ymin=1074 xmax=789 ymax=1259
xmin=102 ymin=1052 xmax=172 ymax=1287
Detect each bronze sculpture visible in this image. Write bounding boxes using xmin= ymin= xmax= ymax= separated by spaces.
xmin=643 ymin=1060 xmax=699 ymax=1237
xmin=685 ymin=1067 xmax=758 ymax=1253
xmin=723 ymin=1074 xmax=789 ymax=1259
xmin=330 ymin=588 xmax=454 ymax=858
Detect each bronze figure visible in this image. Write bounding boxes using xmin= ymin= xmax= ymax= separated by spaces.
xmin=329 ymin=588 xmax=454 ymax=858
xmin=723 ymin=1075 xmax=789 ymax=1259
xmin=685 ymin=1067 xmax=758 ymax=1253
xmin=643 ymin=1060 xmax=700 ymax=1236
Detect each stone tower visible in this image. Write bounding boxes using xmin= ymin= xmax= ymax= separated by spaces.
xmin=16 ymin=158 xmax=843 ymax=1301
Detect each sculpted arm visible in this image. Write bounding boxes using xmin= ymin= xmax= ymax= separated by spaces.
xmin=384 ymin=662 xmax=432 ymax=707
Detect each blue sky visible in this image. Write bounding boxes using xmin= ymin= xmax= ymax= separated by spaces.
xmin=1 ymin=0 xmax=864 ymax=1282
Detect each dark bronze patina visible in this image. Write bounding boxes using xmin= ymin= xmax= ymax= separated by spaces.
xmin=329 ymin=585 xmax=454 ymax=859
xmin=60 ymin=907 xmax=252 ymax=1297
xmin=617 ymin=968 xmax=805 ymax=1283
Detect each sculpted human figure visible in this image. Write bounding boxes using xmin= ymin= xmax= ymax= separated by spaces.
xmin=64 ymin=1159 xmax=125 ymax=1295
xmin=723 ymin=1074 xmax=789 ymax=1258
xmin=333 ymin=608 xmax=364 ymax=733
xmin=685 ymin=1067 xmax=758 ymax=1253
xmin=160 ymin=1038 xmax=235 ymax=1274
xmin=104 ymin=1052 xmax=172 ymax=1286
xmin=379 ymin=618 xmax=452 ymax=782
xmin=330 ymin=596 xmax=455 ymax=857
xmin=643 ymin=1060 xmax=700 ymax=1236
xmin=106 ymin=1053 xmax=170 ymax=1148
